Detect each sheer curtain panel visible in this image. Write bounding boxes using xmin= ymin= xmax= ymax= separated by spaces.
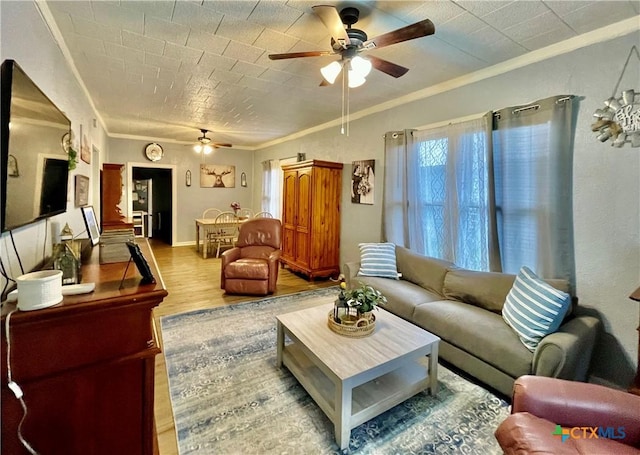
xmin=261 ymin=159 xmax=280 ymax=219
xmin=409 ymin=114 xmax=497 ymax=271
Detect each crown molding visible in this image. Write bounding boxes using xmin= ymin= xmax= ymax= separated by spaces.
xmin=35 ymin=0 xmax=108 ymax=133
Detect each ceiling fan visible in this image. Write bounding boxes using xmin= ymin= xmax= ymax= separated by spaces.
xmin=268 ymin=5 xmax=435 ymax=87
xmin=193 ymin=129 xmax=232 ymax=154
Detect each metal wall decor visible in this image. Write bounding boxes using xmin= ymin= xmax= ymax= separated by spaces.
xmin=8 ymin=154 xmax=19 ymax=177
xmin=185 ymin=170 xmax=192 ymax=187
xmin=240 ymin=172 xmax=247 ymax=187
xmin=592 ymin=46 xmax=640 ymax=147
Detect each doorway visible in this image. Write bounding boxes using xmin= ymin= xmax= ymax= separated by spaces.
xmin=127 ymin=163 xmax=176 ymax=246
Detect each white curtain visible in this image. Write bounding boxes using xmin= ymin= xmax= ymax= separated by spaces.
xmin=261 ymin=159 xmax=280 ymax=218
xmin=410 ymin=114 xmax=497 ymax=271
xmin=493 ymin=95 xmax=576 ymax=283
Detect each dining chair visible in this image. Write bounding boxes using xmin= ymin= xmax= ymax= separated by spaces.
xmin=238 ymin=208 xmax=253 ymax=219
xmin=202 ymin=208 xmax=222 ymax=219
xmin=253 ymin=211 xmax=274 ymax=218
xmin=202 ymin=208 xmax=222 ymax=253
xmin=212 ymin=211 xmax=239 ymax=257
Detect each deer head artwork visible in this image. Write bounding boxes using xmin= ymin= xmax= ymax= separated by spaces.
xmin=203 ymin=166 xmax=232 ymax=187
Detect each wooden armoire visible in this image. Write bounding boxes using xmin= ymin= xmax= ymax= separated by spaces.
xmin=281 ymin=160 xmax=343 ymax=280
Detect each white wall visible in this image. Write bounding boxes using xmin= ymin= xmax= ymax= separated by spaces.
xmin=1 ymin=1 xmax=107 ymax=290
xmin=107 ymin=138 xmax=254 ymax=245
xmin=254 ymin=32 xmax=640 ymax=388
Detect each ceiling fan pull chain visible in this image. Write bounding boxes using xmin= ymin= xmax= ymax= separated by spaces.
xmin=341 ymin=69 xmax=346 ymax=135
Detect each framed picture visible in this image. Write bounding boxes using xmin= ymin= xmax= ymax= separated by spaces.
xmin=126 ymin=241 xmax=156 ymax=285
xmin=80 ymin=124 xmax=91 ymax=164
xmin=351 ymin=159 xmax=375 ymax=204
xmin=75 ymin=175 xmax=89 ymax=207
xmin=200 ymin=164 xmax=236 ymax=188
xmin=80 ymin=205 xmax=100 ymax=246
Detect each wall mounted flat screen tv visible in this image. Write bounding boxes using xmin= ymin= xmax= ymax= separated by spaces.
xmin=1 ymin=59 xmax=71 ymax=232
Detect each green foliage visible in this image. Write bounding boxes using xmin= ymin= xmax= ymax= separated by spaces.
xmin=68 ymin=147 xmax=78 ymax=170
xmin=344 ymin=282 xmax=387 ymax=313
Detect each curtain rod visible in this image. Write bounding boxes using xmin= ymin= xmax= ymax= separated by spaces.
xmin=413 ymin=111 xmax=488 ymax=131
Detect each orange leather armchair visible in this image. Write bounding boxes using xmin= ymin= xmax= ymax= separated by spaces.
xmin=495 ymin=375 xmax=640 ymax=454
xmin=221 ymin=218 xmax=282 ymax=296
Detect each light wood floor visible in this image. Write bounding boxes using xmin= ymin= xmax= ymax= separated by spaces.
xmin=149 ymin=240 xmax=336 ymax=455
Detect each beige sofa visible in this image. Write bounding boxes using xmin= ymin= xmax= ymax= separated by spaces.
xmin=344 ymin=246 xmax=601 ymax=396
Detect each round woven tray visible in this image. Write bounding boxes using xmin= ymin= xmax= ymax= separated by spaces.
xmin=327 ymin=311 xmax=376 ymax=338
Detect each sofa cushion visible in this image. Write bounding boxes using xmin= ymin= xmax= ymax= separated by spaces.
xmin=443 ymin=269 xmax=517 ymax=313
xmin=357 ymin=242 xmax=399 ymax=279
xmin=502 ymin=266 xmax=571 ymax=352
xmin=413 ymin=299 xmax=533 ymax=379
xmin=352 ymin=275 xmax=442 ymax=321
xmin=395 ymin=246 xmax=453 ymax=295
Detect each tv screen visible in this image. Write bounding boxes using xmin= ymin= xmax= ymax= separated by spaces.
xmin=1 ymin=59 xmax=71 ymax=232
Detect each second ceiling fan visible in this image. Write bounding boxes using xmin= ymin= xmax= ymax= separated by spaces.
xmin=193 ymin=129 xmax=232 ymax=154
xmin=268 ymin=5 xmax=435 ymax=87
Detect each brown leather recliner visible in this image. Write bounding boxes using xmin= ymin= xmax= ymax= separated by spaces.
xmin=495 ymin=375 xmax=640 ymax=454
xmin=221 ymin=218 xmax=282 ymax=296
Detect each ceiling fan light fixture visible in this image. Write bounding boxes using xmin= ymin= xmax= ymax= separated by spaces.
xmin=203 ymin=145 xmax=213 ymax=155
xmin=348 ymin=70 xmax=366 ymax=88
xmin=350 ymin=56 xmax=372 ymax=78
xmin=321 ymin=61 xmax=342 ymax=84
xmin=194 ymin=144 xmax=203 ymax=153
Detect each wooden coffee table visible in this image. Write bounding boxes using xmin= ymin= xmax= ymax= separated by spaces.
xmin=276 ymin=302 xmax=440 ymax=450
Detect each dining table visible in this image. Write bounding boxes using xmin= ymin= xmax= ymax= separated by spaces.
xmin=194 ymin=217 xmax=247 ymax=259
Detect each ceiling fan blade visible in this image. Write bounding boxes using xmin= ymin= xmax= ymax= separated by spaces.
xmin=213 ymin=143 xmax=232 ymax=148
xmin=269 ymin=50 xmax=332 ymax=60
xmin=363 ymin=19 xmax=435 ymax=50
xmin=368 ymin=55 xmax=409 ymax=78
xmin=312 ymin=5 xmax=350 ymax=45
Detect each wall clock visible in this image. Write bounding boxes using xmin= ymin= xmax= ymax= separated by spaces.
xmin=145 ymin=143 xmax=164 ymax=161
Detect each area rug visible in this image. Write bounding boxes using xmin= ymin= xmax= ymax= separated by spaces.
xmin=161 ymin=287 xmax=509 ymax=454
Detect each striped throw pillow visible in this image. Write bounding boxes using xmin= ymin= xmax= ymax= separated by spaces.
xmin=502 ymin=266 xmax=571 ymax=352
xmin=357 ymin=243 xmax=399 ymax=280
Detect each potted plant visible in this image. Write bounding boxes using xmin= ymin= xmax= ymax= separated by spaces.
xmin=343 ymin=282 xmax=387 ymax=315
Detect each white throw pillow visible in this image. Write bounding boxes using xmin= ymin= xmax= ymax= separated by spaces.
xmin=502 ymin=266 xmax=571 ymax=352
xmin=357 ymin=242 xmax=399 ymax=280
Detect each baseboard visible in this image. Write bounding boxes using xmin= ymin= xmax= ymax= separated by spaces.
xmin=173 ymin=241 xmax=196 ymax=247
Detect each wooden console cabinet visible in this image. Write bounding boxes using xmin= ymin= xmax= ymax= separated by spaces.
xmin=1 ymin=240 xmax=167 ymax=455
xmin=281 ymin=160 xmax=343 ymax=280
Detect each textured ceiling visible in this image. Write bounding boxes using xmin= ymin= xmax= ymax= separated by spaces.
xmin=44 ymin=0 xmax=640 ymax=148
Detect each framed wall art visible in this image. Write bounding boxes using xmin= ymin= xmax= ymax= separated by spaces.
xmin=80 ymin=124 xmax=91 ymax=164
xmin=200 ymin=164 xmax=235 ymax=188
xmin=75 ymin=174 xmax=90 ymax=206
xmin=351 ymin=159 xmax=375 ymax=205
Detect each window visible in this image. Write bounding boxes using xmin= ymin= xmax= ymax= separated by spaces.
xmin=413 ymin=131 xmax=490 ymax=271
xmin=384 ymin=95 xmax=575 ymax=281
